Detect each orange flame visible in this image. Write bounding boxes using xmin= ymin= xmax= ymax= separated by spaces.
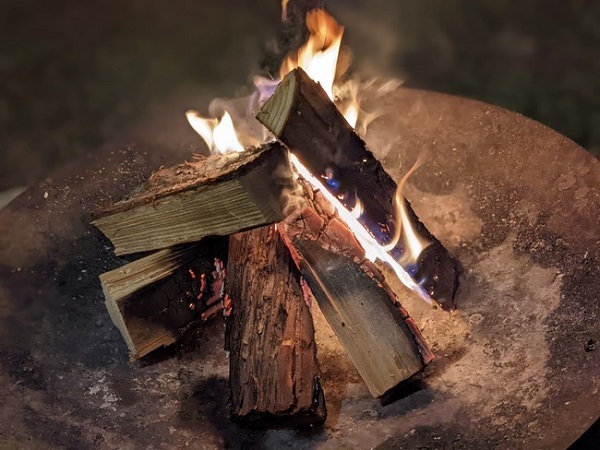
xmin=281 ymin=0 xmax=289 ymax=21
xmin=341 ymin=96 xmax=360 ymax=129
xmin=383 ymin=157 xmax=429 ymax=266
xmin=280 ymin=10 xmax=343 ymax=101
xmin=277 ymin=9 xmax=361 ymax=128
xmin=337 ymin=80 xmax=361 ymax=129
xmin=185 ymin=110 xmax=244 ymax=154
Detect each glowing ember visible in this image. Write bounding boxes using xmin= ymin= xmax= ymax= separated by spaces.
xmin=185 ymin=110 xmax=244 ymax=154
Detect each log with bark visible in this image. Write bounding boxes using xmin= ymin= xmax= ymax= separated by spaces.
xmin=226 ymin=225 xmax=326 ymax=427
xmin=278 ymin=182 xmax=434 ymax=398
xmin=257 ymin=67 xmax=460 ymax=310
xmin=100 ymin=240 xmax=227 ymax=360
xmin=93 ymin=142 xmax=292 ymax=256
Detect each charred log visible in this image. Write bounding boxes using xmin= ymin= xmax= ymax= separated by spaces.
xmin=226 ymin=225 xmax=326 ymax=428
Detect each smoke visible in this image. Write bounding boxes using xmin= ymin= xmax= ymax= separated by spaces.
xmin=327 ymin=0 xmax=403 ymax=80
xmin=273 ymin=153 xmax=308 ymax=218
xmin=207 ymin=94 xmax=270 ymax=149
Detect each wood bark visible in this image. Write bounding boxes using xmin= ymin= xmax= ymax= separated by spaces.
xmin=226 ymin=225 xmax=326 ymax=428
xmin=257 ymin=68 xmax=460 ymax=310
xmin=93 ymin=142 xmax=292 ymax=256
xmin=278 ymin=184 xmax=434 ymax=398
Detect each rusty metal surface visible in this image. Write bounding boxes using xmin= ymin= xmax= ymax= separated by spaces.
xmin=0 ymin=88 xmax=598 ymax=449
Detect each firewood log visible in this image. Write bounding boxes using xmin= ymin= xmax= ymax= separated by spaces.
xmin=100 ymin=241 xmax=226 ymax=360
xmin=226 ymin=225 xmax=326 ymax=427
xmin=257 ymin=68 xmax=460 ymax=310
xmin=93 ymin=142 xmax=292 ymax=256
xmin=278 ymin=183 xmax=434 ymax=399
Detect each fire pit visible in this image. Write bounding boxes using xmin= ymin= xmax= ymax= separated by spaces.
xmin=0 ymin=82 xmax=598 ymax=448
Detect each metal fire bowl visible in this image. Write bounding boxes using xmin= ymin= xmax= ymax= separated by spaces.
xmin=0 ymin=88 xmax=598 ymax=449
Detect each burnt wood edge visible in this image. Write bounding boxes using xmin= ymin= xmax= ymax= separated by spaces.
xmin=230 ymin=376 xmax=326 ymax=429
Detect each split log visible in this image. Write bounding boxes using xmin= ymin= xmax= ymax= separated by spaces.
xmin=278 ymin=184 xmax=434 ymax=398
xmin=226 ymin=225 xmax=326 ymax=427
xmin=257 ymin=68 xmax=460 ymax=309
xmin=100 ymin=240 xmax=226 ymax=360
xmin=93 ymin=142 xmax=292 ymax=256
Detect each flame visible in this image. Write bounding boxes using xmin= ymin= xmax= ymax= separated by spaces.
xmin=252 ymin=75 xmax=280 ymax=108
xmin=186 ymin=9 xmax=361 ymax=155
xmin=350 ymin=198 xmax=363 ymax=219
xmin=335 ymin=79 xmax=361 ymax=128
xmin=185 ymin=110 xmax=244 ymax=154
xmin=280 ymin=10 xmax=343 ymax=101
xmin=383 ymin=158 xmax=429 ymax=266
xmin=281 ymin=0 xmax=289 ymax=21
xmin=278 ymin=9 xmax=360 ymax=127
xmin=342 ymin=97 xmax=360 ymax=129
xmin=289 ymin=154 xmax=430 ymax=302
xmin=253 ymin=10 xmax=361 ymax=128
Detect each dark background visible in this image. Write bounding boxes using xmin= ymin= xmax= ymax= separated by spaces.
xmin=1 ymin=0 xmax=599 ymax=190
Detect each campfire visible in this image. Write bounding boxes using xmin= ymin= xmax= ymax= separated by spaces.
xmin=93 ymin=8 xmax=459 ymax=427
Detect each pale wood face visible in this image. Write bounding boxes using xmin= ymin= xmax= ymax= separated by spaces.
xmin=93 ymin=143 xmax=291 ymax=255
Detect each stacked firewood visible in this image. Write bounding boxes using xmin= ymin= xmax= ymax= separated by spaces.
xmin=93 ymin=68 xmax=458 ymax=428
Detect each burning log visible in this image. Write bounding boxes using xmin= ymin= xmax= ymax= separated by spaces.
xmin=226 ymin=225 xmax=326 ymax=427
xmin=257 ymin=67 xmax=460 ymax=310
xmin=93 ymin=142 xmax=292 ymax=256
xmin=279 ymin=183 xmax=434 ymax=398
xmin=100 ymin=242 xmax=226 ymax=360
